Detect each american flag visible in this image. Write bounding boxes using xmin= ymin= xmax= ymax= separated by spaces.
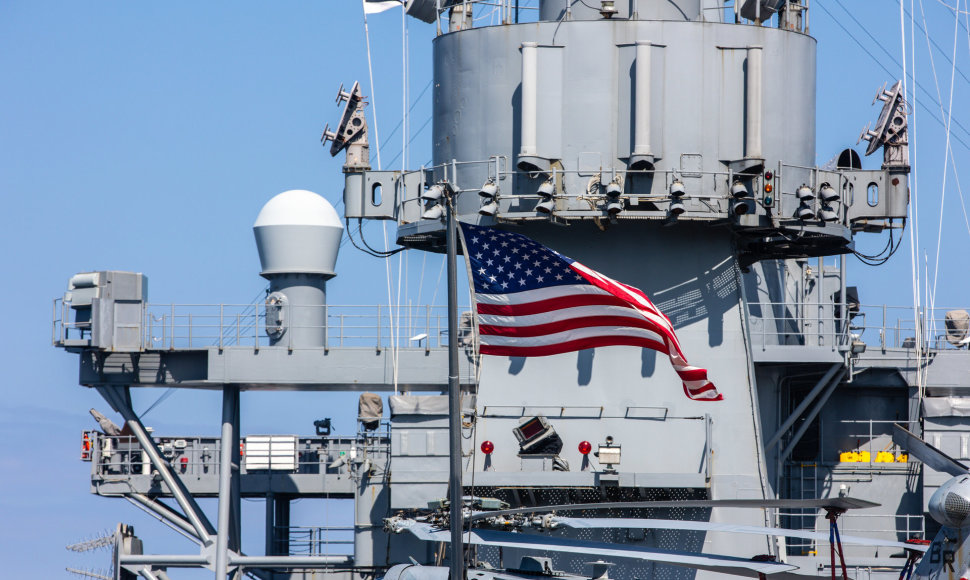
xmin=459 ymin=222 xmax=722 ymax=401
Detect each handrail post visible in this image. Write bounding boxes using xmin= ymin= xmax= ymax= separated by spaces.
xmin=188 ymin=313 xmax=193 ymax=347
xmin=881 ymin=304 xmax=886 ymax=351
xmin=219 ymin=304 xmax=224 ymax=350
xmin=288 ymin=303 xmax=293 ymax=351
xmin=170 ymin=304 xmax=175 ymax=349
xmin=377 ymin=304 xmax=382 ymax=352
xmin=761 ymin=305 xmax=766 ymax=349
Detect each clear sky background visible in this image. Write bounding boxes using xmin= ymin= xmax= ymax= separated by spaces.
xmin=1 ymin=1 xmax=968 ymax=577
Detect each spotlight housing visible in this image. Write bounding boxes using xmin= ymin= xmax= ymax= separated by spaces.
xmin=819 ymin=182 xmax=838 ymax=203
xmin=421 ymin=183 xmax=445 ymax=202
xmin=536 ymin=179 xmax=556 ymax=214
xmin=731 ymin=199 xmax=752 ymax=216
xmin=479 ymin=180 xmax=498 ymax=199
xmin=796 ymin=204 xmax=814 ymax=221
xmin=606 ymin=200 xmax=624 ymax=216
xmin=669 ymin=198 xmax=686 ymax=216
xmin=478 ymin=179 xmax=499 ymax=216
xmin=730 ymin=180 xmax=748 ymax=198
xmin=605 ymin=178 xmax=623 ymax=216
xmin=670 ymin=180 xmax=686 ymax=197
xmin=796 ymin=185 xmax=814 ymax=202
xmin=537 ymin=180 xmax=555 ymax=198
xmin=818 ymin=205 xmax=839 ymax=222
xmin=479 ymin=201 xmax=499 ymax=217
xmin=421 ymin=204 xmax=445 ymax=220
xmin=605 ymin=179 xmax=622 ymax=198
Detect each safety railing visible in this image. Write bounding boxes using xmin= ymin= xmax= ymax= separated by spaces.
xmin=85 ymin=431 xmax=390 ymax=479
xmin=854 ymin=304 xmax=970 ymax=351
xmin=54 ymin=299 xmax=473 ymax=351
xmin=276 ymin=526 xmax=354 ymax=557
xmin=779 ymin=512 xmax=924 ymax=554
xmin=748 ymin=302 xmax=970 ymax=353
xmin=398 ymin=157 xmax=773 ymax=225
xmin=747 ymin=301 xmax=849 ymax=352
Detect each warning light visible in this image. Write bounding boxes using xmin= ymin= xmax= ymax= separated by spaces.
xmin=578 ymin=441 xmax=592 ymax=455
xmin=81 ymin=432 xmax=92 ymax=461
xmin=764 ymin=183 xmax=773 ymax=194
xmin=764 ymin=170 xmax=773 ymax=180
xmin=481 ymin=441 xmax=494 ymax=454
xmin=179 ymin=456 xmax=188 ymax=473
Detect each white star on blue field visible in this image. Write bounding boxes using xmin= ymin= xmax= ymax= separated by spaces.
xmin=461 ymin=224 xmax=584 ymax=294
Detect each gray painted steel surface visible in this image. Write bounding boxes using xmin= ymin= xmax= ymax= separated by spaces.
xmin=50 ymin=1 xmax=970 ymax=579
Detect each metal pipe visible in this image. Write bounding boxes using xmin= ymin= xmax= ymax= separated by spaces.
xmin=215 ymin=386 xmax=239 ymax=578
xmin=840 ymin=253 xmax=848 ymax=350
xmin=633 ymin=41 xmax=652 ymax=158
xmin=107 ymin=402 xmax=214 ymax=543
xmin=446 ymin=191 xmax=464 ymax=580
xmin=519 ymin=42 xmax=538 ymax=158
xmin=765 ymin=363 xmax=842 ymax=449
xmin=120 ymin=555 xmax=210 ymax=567
xmin=231 ymin=391 xmax=241 ymax=551
xmin=229 ymin=555 xmax=354 ymax=567
xmin=745 ymin=46 xmax=763 ymax=159
xmin=779 ymin=369 xmax=847 ymax=463
xmin=127 ymin=493 xmax=200 ymax=541
xmin=265 ymin=492 xmax=275 ymax=556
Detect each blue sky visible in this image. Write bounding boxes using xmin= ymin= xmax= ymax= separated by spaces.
xmin=2 ymin=1 xmax=968 ymax=577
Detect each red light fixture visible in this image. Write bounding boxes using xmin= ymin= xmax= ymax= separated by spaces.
xmin=578 ymin=441 xmax=592 ymax=455
xmin=481 ymin=441 xmax=494 ymax=454
xmin=764 ymin=170 xmax=773 ymax=181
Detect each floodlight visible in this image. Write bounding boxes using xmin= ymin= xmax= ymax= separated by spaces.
xmin=669 ymin=180 xmax=686 ymax=197
xmin=421 ymin=183 xmax=445 ymax=202
xmin=731 ymin=180 xmax=749 ymax=198
xmin=422 ymin=204 xmax=445 ymax=220
xmin=819 ymin=182 xmax=838 ymax=203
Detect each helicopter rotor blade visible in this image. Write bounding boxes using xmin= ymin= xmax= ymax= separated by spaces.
xmin=403 ymin=522 xmax=798 ymax=578
xmin=469 ymin=498 xmax=879 ymax=522
xmin=893 ymin=424 xmax=968 ymax=477
xmin=554 ymin=517 xmax=926 ymax=552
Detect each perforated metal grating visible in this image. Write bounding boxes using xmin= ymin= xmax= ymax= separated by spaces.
xmin=467 ymin=487 xmax=710 ymax=580
xmin=945 ymin=492 xmax=970 ymax=525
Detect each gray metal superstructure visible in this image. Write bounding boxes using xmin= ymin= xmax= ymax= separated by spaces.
xmin=52 ymin=2 xmax=970 ymax=580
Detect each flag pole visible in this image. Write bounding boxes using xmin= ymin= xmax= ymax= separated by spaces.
xmin=446 ymin=188 xmax=465 ymax=580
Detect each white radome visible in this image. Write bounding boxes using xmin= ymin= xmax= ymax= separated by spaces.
xmin=253 ymin=189 xmax=344 ymax=278
xmin=254 ymin=189 xmax=343 ymax=229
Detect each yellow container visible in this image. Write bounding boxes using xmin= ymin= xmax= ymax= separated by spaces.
xmin=840 ymin=451 xmax=859 ymax=462
xmin=859 ymin=451 xmax=871 ymax=462
xmin=875 ymin=451 xmax=895 ymax=463
xmin=897 ymin=453 xmax=908 ymax=463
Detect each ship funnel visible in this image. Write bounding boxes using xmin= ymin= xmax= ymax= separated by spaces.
xmin=253 ymin=190 xmax=344 ymax=347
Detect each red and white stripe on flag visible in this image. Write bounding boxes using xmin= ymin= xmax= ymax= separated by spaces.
xmin=460 ymin=222 xmax=722 ymax=401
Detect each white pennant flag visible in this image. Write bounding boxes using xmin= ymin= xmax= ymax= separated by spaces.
xmin=364 ymin=0 xmax=403 ymax=14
